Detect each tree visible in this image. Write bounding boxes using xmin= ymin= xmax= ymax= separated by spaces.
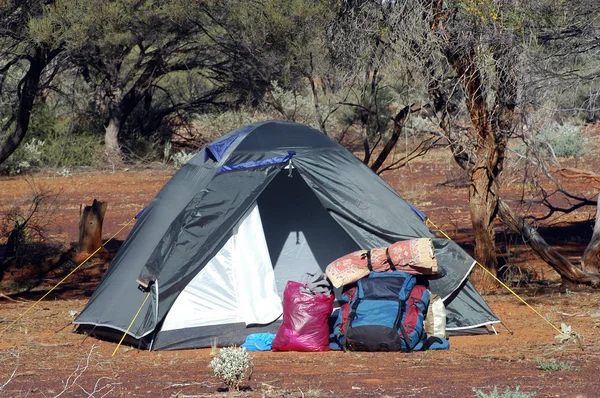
xmin=435 ymin=1 xmax=518 ymax=279
xmin=0 ymin=0 xmax=63 ymax=165
xmin=327 ymin=0 xmax=440 ymax=173
xmin=382 ymin=0 xmax=600 ymax=285
xmin=212 ymin=0 xmax=340 ymax=130
xmin=328 ymin=0 xmax=596 ymax=285
xmin=491 ymin=0 xmax=600 ymax=284
xmin=31 ymin=0 xmax=227 ymax=164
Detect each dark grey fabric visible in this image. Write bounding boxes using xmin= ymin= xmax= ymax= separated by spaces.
xmin=445 ymin=280 xmax=499 ymax=330
xmin=300 ymin=271 xmax=333 ymax=296
xmin=74 ymin=151 xmax=217 ymax=337
xmin=429 ymin=239 xmax=476 ymax=300
xmin=152 ymin=322 xmax=282 ymax=351
xmin=295 ymin=148 xmax=433 ymax=246
xmin=74 ymin=120 xmax=499 ymax=348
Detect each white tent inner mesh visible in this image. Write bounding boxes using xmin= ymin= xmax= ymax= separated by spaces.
xmin=161 ymin=204 xmax=282 ymax=331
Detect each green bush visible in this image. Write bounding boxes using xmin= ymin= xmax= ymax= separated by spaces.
xmin=40 ymin=131 xmax=101 ymax=167
xmin=1 ymin=102 xmax=105 ymax=173
xmin=0 ymin=138 xmax=46 ymax=175
xmin=171 ymin=150 xmax=196 ymax=169
xmin=473 ymin=386 xmax=535 ymax=398
xmin=193 ymin=110 xmax=271 ymax=141
xmin=538 ymin=122 xmax=588 ymax=158
xmin=536 ymin=358 xmax=575 ymax=372
xmin=268 ymin=80 xmax=317 ymax=127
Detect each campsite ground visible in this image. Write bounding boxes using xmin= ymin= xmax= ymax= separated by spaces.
xmin=1 ymin=149 xmax=600 ymax=397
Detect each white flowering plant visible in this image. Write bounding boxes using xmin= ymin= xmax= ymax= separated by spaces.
xmin=208 ymin=346 xmax=253 ymax=391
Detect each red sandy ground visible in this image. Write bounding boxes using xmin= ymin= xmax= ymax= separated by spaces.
xmin=1 ymin=156 xmax=599 ymax=397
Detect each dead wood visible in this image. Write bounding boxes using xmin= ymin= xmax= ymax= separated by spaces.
xmin=78 ymin=199 xmax=107 ymax=255
xmin=551 ymin=167 xmax=600 ymax=183
xmin=582 ymin=195 xmax=600 ymax=274
xmin=497 ymin=198 xmax=600 ymax=286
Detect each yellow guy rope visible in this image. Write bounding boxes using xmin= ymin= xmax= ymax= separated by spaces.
xmin=0 ymin=216 xmax=137 ymax=336
xmin=112 ymin=292 xmax=150 ymax=356
xmin=425 ymin=218 xmax=563 ymax=335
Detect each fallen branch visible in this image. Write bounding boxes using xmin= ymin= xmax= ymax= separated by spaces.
xmin=551 ymin=167 xmax=600 ymax=183
xmin=497 ymin=198 xmax=600 ymax=286
xmin=554 ymin=312 xmax=587 ymax=317
xmin=0 ymin=293 xmax=29 ymax=302
xmin=163 ymin=381 xmax=218 ymax=390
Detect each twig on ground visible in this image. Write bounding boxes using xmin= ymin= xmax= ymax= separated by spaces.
xmin=555 ymin=311 xmax=587 ymax=317
xmin=0 ymin=348 xmax=19 ymax=392
xmin=0 ymin=293 xmax=29 ymax=302
xmin=49 ymin=344 xmax=118 ymax=398
xmin=163 ymin=381 xmax=219 ymax=390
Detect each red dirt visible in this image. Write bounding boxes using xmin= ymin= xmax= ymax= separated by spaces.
xmin=1 ymin=160 xmax=599 ymax=397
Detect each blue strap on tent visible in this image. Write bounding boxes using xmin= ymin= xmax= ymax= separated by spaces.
xmin=204 ymin=127 xmax=251 ymax=162
xmin=135 ymin=207 xmax=146 ymax=219
xmin=408 ymin=203 xmax=427 ymax=221
xmin=218 ymin=151 xmax=296 ymax=173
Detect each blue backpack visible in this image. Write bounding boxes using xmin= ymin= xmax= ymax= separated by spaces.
xmin=331 ymin=271 xmax=448 ymax=352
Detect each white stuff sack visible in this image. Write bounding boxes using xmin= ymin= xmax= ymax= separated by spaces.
xmin=425 ymin=293 xmax=447 ymax=339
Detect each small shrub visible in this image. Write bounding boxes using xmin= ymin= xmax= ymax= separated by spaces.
xmin=268 ymin=80 xmax=316 ymax=126
xmin=473 ymin=386 xmax=535 ymax=398
xmin=536 ymin=358 xmax=575 ymax=372
xmin=0 ymin=138 xmax=46 ymax=175
xmin=58 ymin=168 xmax=72 ymax=177
xmin=0 ymin=181 xmax=62 ymax=264
xmin=554 ymin=322 xmax=584 ymax=350
xmin=40 ymin=131 xmax=100 ymax=167
xmin=171 ymin=150 xmax=196 ymax=169
xmin=193 ymin=110 xmax=268 ymax=142
xmin=538 ymin=122 xmax=587 ymax=158
xmin=209 ymin=346 xmax=253 ymax=392
xmin=28 ymin=102 xmax=104 ymax=168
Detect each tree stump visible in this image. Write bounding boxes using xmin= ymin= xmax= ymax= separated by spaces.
xmin=78 ymin=199 xmax=108 ymax=255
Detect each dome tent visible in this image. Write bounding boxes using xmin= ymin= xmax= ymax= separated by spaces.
xmin=74 ymin=121 xmax=499 ymax=350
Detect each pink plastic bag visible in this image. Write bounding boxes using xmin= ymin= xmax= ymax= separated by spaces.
xmin=272 ymin=281 xmax=334 ymax=352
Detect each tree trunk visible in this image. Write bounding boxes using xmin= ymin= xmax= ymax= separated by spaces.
xmin=0 ymin=47 xmax=50 ymax=164
xmin=309 ymin=77 xmax=327 ymax=136
xmin=469 ymin=166 xmax=500 ymax=275
xmin=104 ymin=114 xmax=123 ymax=164
xmin=448 ymin=46 xmax=503 ymax=278
xmin=582 ymin=195 xmax=600 ymax=274
xmin=370 ymin=105 xmax=412 ymax=173
xmin=497 ymin=198 xmax=600 ymax=285
xmin=78 ymin=199 xmax=108 ymax=255
xmin=101 ymin=59 xmax=160 ymax=165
